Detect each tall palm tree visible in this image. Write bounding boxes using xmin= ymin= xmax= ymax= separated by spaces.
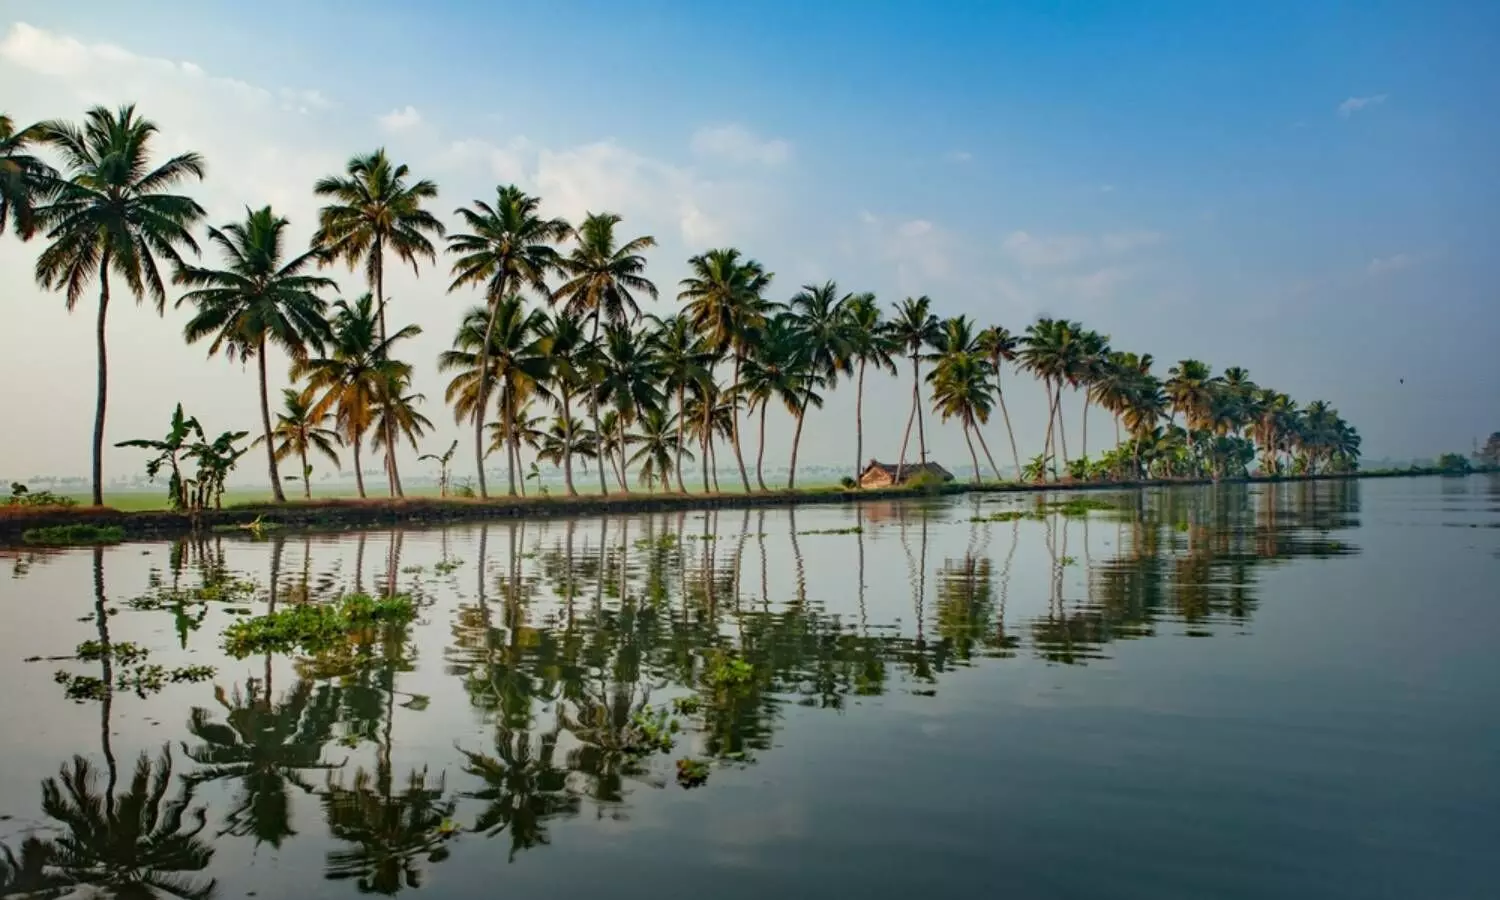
xmin=786 ymin=281 xmax=853 ymax=489
xmin=845 ymin=293 xmax=896 ymax=479
xmin=0 ymin=111 xmax=55 ymax=239
xmin=538 ymin=310 xmax=590 ymax=495
xmin=648 ymin=314 xmax=714 ymax=493
xmin=32 ymin=104 xmax=207 ymax=505
xmin=556 ymin=212 xmax=658 ymax=494
xmin=1071 ymin=329 xmax=1109 ymax=463
xmin=446 ymin=185 xmax=570 ymax=497
xmin=595 ymin=323 xmax=665 ymax=493
xmin=740 ymin=315 xmax=813 ymax=491
xmin=678 ymin=248 xmax=774 ymax=493
xmin=254 ymin=387 xmax=343 ymax=499
xmin=293 ymin=294 xmax=419 ymax=499
xmin=977 ymin=325 xmax=1023 ymax=480
xmin=438 ymin=299 xmax=551 ymax=496
xmin=628 ymin=407 xmax=691 ymax=491
xmin=177 ymin=206 xmax=336 ymax=502
xmin=930 ymin=350 xmax=997 ymax=484
xmin=369 ymin=370 xmax=433 ymax=496
xmin=1165 ymin=358 xmax=1217 ymax=473
xmin=1018 ymin=318 xmax=1076 ymax=480
xmin=888 ymin=296 xmax=942 ymax=480
xmin=312 ymin=149 xmax=443 ymax=344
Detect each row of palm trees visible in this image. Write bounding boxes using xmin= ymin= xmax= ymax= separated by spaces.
xmin=1 ymin=105 xmax=1361 ymax=505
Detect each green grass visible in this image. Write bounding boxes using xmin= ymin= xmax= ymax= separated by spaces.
xmin=22 ymin=524 xmax=126 ymax=545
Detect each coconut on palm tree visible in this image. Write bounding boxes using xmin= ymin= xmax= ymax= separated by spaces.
xmin=0 ymin=112 xmax=55 ymax=239
xmin=32 ymin=104 xmax=207 ymax=505
xmin=678 ymin=248 xmax=774 ymax=493
xmin=446 ymin=185 xmax=569 ymax=497
xmin=177 ymin=206 xmax=336 ymax=502
xmin=254 ymin=387 xmax=342 ymax=499
xmin=888 ymin=296 xmax=943 ymax=481
xmin=312 ymin=149 xmax=444 ymax=344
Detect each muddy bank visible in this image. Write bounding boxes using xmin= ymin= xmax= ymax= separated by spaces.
xmin=0 ymin=468 xmax=1487 ymax=544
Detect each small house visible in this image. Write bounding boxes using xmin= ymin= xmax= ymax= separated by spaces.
xmin=858 ymin=459 xmax=955 ymax=489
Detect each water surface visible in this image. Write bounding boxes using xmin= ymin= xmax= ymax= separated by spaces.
xmin=2 ymin=476 xmax=1496 ymax=899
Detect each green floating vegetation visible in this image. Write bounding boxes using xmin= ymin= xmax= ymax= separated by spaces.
xmin=797 ymin=526 xmax=863 ymax=535
xmin=53 ymin=639 xmax=215 ymax=702
xmin=1045 ymin=497 xmax=1120 ymax=516
xmin=22 ymin=524 xmax=126 ymax=545
xmin=432 ymin=558 xmax=464 ymax=575
xmin=222 ymin=593 xmax=417 ymax=658
xmin=706 ymin=653 xmax=756 ymax=690
xmin=675 ymin=758 xmax=710 ymax=788
xmin=622 ymin=707 xmax=680 ymax=755
xmin=971 ymin=510 xmax=1040 ymax=523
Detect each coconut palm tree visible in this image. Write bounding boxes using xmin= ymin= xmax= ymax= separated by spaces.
xmin=254 ymin=387 xmax=343 ymax=499
xmin=312 ymin=149 xmax=443 ymax=344
xmin=786 ymin=281 xmax=853 ymax=489
xmin=628 ymin=407 xmax=691 ymax=491
xmin=531 ymin=311 xmax=590 ymax=495
xmin=177 ymin=206 xmax=336 ymax=502
xmin=0 ymin=111 xmax=55 ymax=239
xmin=535 ymin=415 xmax=597 ymax=482
xmin=446 ymin=185 xmax=570 ymax=497
xmin=930 ymin=347 xmax=996 ymax=484
xmin=1165 ymin=358 xmax=1218 ymax=473
xmin=369 ymin=370 xmax=432 ymax=496
xmin=740 ymin=315 xmax=813 ymax=491
xmin=293 ymin=294 xmax=419 ymax=499
xmin=977 ymin=324 xmax=1023 ymax=480
xmin=594 ymin=323 xmax=665 ymax=493
xmin=438 ymin=299 xmax=551 ymax=496
xmin=32 ymin=104 xmax=207 ymax=506
xmin=1018 ymin=318 xmax=1075 ymax=480
xmin=678 ymin=248 xmax=775 ymax=492
xmin=845 ymin=293 xmax=896 ymax=479
xmin=1071 ymin=329 xmax=1110 ymax=463
xmin=888 ymin=296 xmax=943 ymax=480
xmin=648 ymin=314 xmax=714 ymax=493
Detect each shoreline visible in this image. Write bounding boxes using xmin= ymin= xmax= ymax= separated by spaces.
xmin=2 ymin=467 xmax=1490 ymax=544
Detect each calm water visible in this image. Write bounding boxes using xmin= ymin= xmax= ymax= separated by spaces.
xmin=1 ymin=477 xmax=1497 ymax=899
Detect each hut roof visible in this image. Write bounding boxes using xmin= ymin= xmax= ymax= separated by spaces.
xmin=859 ymin=459 xmax=954 ymax=482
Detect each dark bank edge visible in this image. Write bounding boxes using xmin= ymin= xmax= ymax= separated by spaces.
xmin=2 ymin=467 xmax=1493 ymax=545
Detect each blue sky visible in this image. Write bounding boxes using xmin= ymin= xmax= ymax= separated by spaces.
xmin=1 ymin=1 xmax=1496 ymax=482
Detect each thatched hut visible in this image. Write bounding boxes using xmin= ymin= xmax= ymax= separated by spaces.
xmin=857 ymin=459 xmax=954 ymax=488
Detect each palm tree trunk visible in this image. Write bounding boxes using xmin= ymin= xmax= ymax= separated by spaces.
xmin=473 ymin=287 xmax=507 ymax=500
xmin=729 ymin=354 xmax=752 ymax=492
xmin=788 ymin=392 xmax=811 ymax=490
xmin=1039 ymin=378 xmax=1056 ymax=481
xmin=755 ymin=402 xmax=769 ymax=492
xmin=352 ymin=431 xmax=366 ymax=498
xmin=91 ymin=547 xmax=117 ymax=797
xmin=1055 ymin=383 xmax=1069 ymax=473
xmin=373 ymin=240 xmax=387 ymax=346
xmin=913 ymin=355 xmax=929 ymax=465
xmin=561 ymin=389 xmax=577 ymax=497
xmin=616 ymin=415 xmax=631 ymax=494
xmin=675 ymin=382 xmax=687 ymax=493
xmin=855 ymin=359 xmax=867 ymax=481
xmin=503 ymin=384 xmax=517 ymax=496
xmin=1081 ymin=395 xmax=1091 ymax=464
xmin=997 ymin=370 xmax=1021 ymax=481
xmin=256 ymin=340 xmax=286 ymax=503
xmin=896 ymin=379 xmax=918 ymax=483
xmin=975 ymin=422 xmax=1003 ymax=483
xmin=701 ymin=400 xmax=712 ymax=492
xmin=300 ymin=445 xmax=311 ymax=499
xmin=963 ymin=421 xmax=982 ymax=485
xmin=91 ymin=265 xmax=111 ymax=507
xmin=589 ymin=316 xmax=609 ymax=496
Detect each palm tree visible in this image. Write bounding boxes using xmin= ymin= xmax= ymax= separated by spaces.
xmin=888 ymin=296 xmax=942 ymax=480
xmin=977 ymin=325 xmax=1023 ymax=480
xmin=595 ymin=323 xmax=665 ymax=493
xmin=555 ymin=211 xmax=659 ymax=494
xmin=648 ymin=314 xmax=714 ymax=493
xmin=438 ymin=299 xmax=551 ymax=496
xmin=32 ymin=104 xmax=207 ymax=505
xmin=177 ymin=206 xmax=336 ymax=502
xmin=628 ymin=407 xmax=691 ymax=491
xmin=0 ymin=111 xmax=55 ymax=239
xmin=929 ymin=317 xmax=1004 ymax=482
xmin=1165 ymin=359 xmax=1217 ymax=473
xmin=786 ymin=282 xmax=853 ymax=489
xmin=446 ymin=185 xmax=570 ymax=497
xmin=293 ymin=294 xmax=419 ymax=498
xmin=312 ymin=149 xmax=443 ymax=344
xmin=535 ymin=415 xmax=597 ymax=482
xmin=1019 ymin=318 xmax=1075 ymax=480
xmin=845 ymin=293 xmax=896 ymax=479
xmin=255 ymin=387 xmax=343 ymax=499
xmin=740 ymin=315 xmax=813 ymax=491
xmin=678 ymin=248 xmax=775 ymax=492
xmin=537 ymin=310 xmax=590 ymax=495
xmin=1071 ymin=329 xmax=1110 ymax=464
xmin=369 ymin=370 xmax=433 ymax=496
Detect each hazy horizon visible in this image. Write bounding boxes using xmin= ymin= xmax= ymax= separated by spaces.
xmin=3 ymin=3 xmax=1496 ymax=489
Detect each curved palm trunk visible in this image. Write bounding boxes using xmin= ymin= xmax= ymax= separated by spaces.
xmin=854 ymin=359 xmax=867 ymax=481
xmin=962 ymin=420 xmax=982 ymax=485
xmin=896 ymin=393 xmax=918 ymax=483
xmin=257 ymin=340 xmax=287 ymax=503
xmin=561 ymin=389 xmax=577 ymax=497
xmin=589 ymin=317 xmax=609 ymax=497
xmin=616 ymin=414 xmax=631 ymax=494
xmin=701 ymin=400 xmax=712 ymax=493
xmin=473 ymin=292 xmax=506 ymax=500
xmin=997 ymin=370 xmax=1021 ymax=480
xmin=1039 ymin=378 xmax=1057 ymax=482
xmin=788 ymin=391 xmax=812 ymax=490
xmin=729 ymin=354 xmax=751 ymax=492
xmin=755 ymin=402 xmax=769 ymax=492
xmin=975 ymin=422 xmax=1003 ymax=483
xmin=914 ymin=356 xmax=930 ymax=466
xmin=674 ymin=383 xmax=687 ymax=493
xmin=1055 ymin=383 xmax=1069 ymax=473
xmin=352 ymin=430 xmax=367 ymax=498
xmin=1080 ymin=395 xmax=1091 ymax=465
xmin=299 ymin=444 xmax=312 ymax=499
xmin=91 ymin=266 xmax=111 ymax=507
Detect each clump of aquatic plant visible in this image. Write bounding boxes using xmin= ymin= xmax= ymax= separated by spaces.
xmin=622 ymin=707 xmax=679 ymax=755
xmin=796 ymin=526 xmax=863 ymax=535
xmin=51 ymin=639 xmax=215 ymax=701
xmin=970 ymin=510 xmax=1039 ymax=523
xmin=22 ymin=524 xmax=125 ymax=545
xmin=675 ymin=758 xmax=710 ymax=788
xmin=221 ymin=593 xmax=416 ymax=658
xmin=1045 ymin=496 xmax=1119 ymax=516
xmin=705 ymin=652 xmax=756 ymax=690
xmin=432 ymin=558 xmax=464 ymax=575
xmin=4 ymin=482 xmax=77 ymax=507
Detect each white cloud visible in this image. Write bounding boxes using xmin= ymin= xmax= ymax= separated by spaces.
xmin=944 ymin=150 xmax=973 ymax=163
xmin=1002 ymin=231 xmax=1091 ymax=268
xmin=378 ymin=105 xmax=423 ymax=132
xmin=690 ymin=124 xmax=791 ymax=166
xmin=1100 ymin=230 xmax=1162 ymax=253
xmin=1338 ymin=94 xmax=1388 ymax=117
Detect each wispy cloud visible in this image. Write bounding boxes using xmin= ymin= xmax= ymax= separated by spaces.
xmin=1368 ymin=251 xmax=1431 ymax=276
xmin=378 ymin=105 xmax=423 ymax=132
xmin=944 ymin=150 xmax=973 ymax=163
xmin=1338 ymin=94 xmax=1388 ymax=117
xmin=690 ymin=124 xmax=791 ymax=166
